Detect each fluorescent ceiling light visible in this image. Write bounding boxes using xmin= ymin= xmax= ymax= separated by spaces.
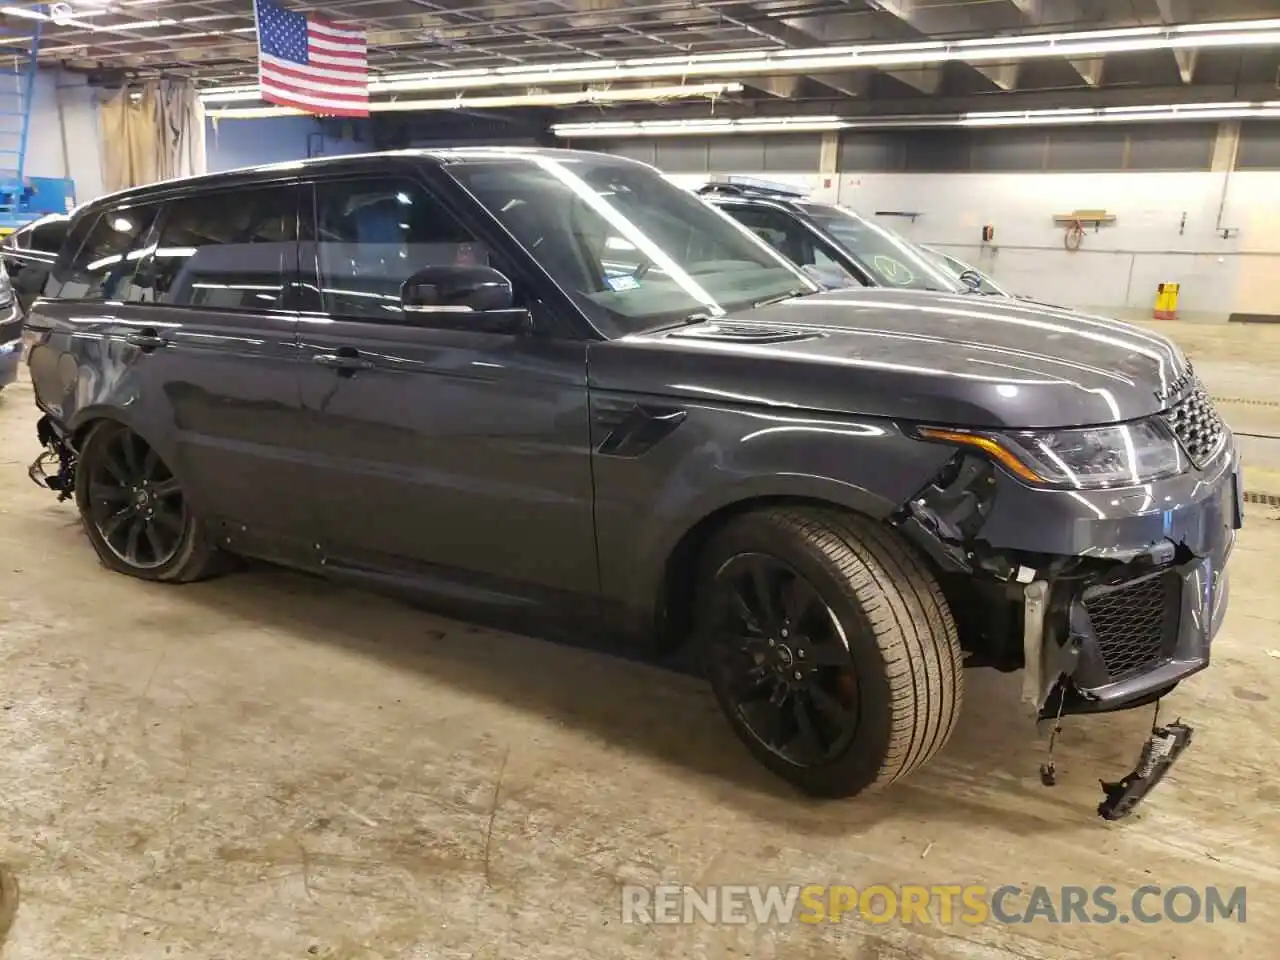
xmin=552 ymin=101 xmax=1280 ymax=137
xmin=958 ymin=101 xmax=1280 ymax=126
xmin=197 ymin=17 xmax=1280 ymax=100
xmin=553 ymin=116 xmax=850 ymax=137
xmin=2 ymin=4 xmax=244 ymax=36
xmin=206 ymin=82 xmax=744 ymax=119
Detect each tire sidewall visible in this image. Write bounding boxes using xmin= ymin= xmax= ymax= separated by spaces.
xmin=696 ymin=512 xmax=897 ymax=796
xmin=75 ymin=421 xmax=203 ymax=583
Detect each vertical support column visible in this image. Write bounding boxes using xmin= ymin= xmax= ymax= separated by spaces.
xmin=815 ymin=130 xmax=840 ymax=203
xmin=1210 ymin=120 xmax=1241 ymax=173
xmin=1217 ymin=119 xmax=1276 ymax=322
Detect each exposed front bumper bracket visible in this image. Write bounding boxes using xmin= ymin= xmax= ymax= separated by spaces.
xmin=1097 ymin=719 xmax=1194 ymax=821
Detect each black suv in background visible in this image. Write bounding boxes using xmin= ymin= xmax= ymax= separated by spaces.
xmin=24 ymin=148 xmax=1240 ymax=813
xmin=2 ymin=213 xmax=70 ymax=314
xmin=0 ymin=261 xmax=18 ymax=389
xmin=699 ymin=179 xmax=1010 ymax=295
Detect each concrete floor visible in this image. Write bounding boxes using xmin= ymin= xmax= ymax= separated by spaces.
xmin=2 ymin=321 xmax=1279 ymax=959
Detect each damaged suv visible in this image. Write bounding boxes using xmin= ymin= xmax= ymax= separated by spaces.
xmin=24 ymin=148 xmax=1240 ymax=814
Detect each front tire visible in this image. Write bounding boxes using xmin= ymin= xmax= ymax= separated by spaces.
xmin=697 ymin=507 xmax=963 ymax=798
xmin=75 ymin=421 xmax=226 ymax=583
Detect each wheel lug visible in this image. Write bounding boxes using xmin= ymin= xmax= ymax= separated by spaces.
xmin=793 ymin=671 xmax=802 ymax=680
xmin=780 ymin=628 xmax=789 ymax=639
xmin=768 ymin=638 xmax=776 ymax=647
xmin=798 ymin=649 xmax=806 ymax=659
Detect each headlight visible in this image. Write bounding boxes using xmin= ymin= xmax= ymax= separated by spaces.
xmin=917 ymin=419 xmax=1185 ymax=489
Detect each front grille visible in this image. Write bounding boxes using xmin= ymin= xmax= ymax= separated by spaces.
xmin=1163 ymin=382 xmax=1226 ymax=467
xmin=1157 ymin=363 xmax=1194 ymax=405
xmin=1084 ymin=575 xmax=1177 ymax=682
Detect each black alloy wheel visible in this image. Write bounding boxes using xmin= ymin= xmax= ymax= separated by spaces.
xmin=84 ymin=429 xmax=187 ymax=570
xmin=704 ymin=552 xmax=861 ymax=768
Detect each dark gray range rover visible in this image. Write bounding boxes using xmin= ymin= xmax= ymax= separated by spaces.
xmin=24 ymin=148 xmax=1240 ymax=815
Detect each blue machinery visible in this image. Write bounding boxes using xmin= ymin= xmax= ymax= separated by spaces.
xmin=0 ymin=11 xmax=76 ymax=235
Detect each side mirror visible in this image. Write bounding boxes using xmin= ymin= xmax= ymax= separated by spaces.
xmin=401 ymin=264 xmax=530 ymax=333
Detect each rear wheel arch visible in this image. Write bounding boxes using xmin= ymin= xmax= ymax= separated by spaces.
xmin=69 ymin=408 xmax=147 ymax=452
xmin=69 ymin=412 xmax=186 ymax=494
xmin=69 ymin=414 xmax=210 ymax=532
xmin=72 ymin=415 xmax=113 ymax=452
xmin=74 ymin=419 xmax=228 ymax=583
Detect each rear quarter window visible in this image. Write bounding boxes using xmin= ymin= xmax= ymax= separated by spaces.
xmin=44 ymin=205 xmax=161 ymax=301
xmin=29 ymin=220 xmax=68 ymax=254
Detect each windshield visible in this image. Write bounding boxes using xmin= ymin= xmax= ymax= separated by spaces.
xmin=797 ymin=203 xmax=965 ymax=294
xmin=922 ymin=246 xmax=1010 ymax=297
xmin=447 ymin=154 xmax=816 ymax=335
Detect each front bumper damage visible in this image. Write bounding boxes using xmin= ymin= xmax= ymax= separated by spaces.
xmin=895 ymin=436 xmax=1241 ymax=817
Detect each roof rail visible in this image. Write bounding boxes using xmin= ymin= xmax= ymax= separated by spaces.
xmin=696 ymin=176 xmax=808 ymax=200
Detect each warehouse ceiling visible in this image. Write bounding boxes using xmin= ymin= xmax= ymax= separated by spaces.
xmin=3 ymin=0 xmax=1280 ymax=117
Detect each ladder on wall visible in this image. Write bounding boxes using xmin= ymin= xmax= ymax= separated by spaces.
xmin=0 ymin=15 xmax=41 ymax=221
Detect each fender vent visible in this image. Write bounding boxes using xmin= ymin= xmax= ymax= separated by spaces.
xmin=592 ymin=397 xmax=635 ymax=434
xmin=668 ymin=322 xmax=823 ymax=344
xmin=592 ymin=397 xmax=687 ymax=457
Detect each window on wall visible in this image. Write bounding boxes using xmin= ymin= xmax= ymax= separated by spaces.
xmin=138 ymin=186 xmax=298 ymax=310
xmin=836 ymin=125 xmax=1217 ymax=174
xmin=1236 ymin=120 xmax=1280 ymax=170
xmin=54 ymin=204 xmax=161 ymax=301
xmin=312 ymin=178 xmax=490 ymax=320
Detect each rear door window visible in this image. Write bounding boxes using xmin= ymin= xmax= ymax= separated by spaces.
xmin=137 ymin=186 xmax=299 ymax=309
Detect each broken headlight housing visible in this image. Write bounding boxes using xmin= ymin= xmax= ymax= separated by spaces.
xmin=918 ymin=419 xmax=1185 ymax=489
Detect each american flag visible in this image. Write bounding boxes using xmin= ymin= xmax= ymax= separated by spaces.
xmin=254 ymin=0 xmax=369 ymax=117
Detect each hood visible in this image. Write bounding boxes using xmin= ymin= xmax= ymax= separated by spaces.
xmin=592 ymin=289 xmax=1190 ymax=429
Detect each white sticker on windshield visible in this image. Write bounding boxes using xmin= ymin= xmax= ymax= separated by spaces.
xmin=606 ymin=275 xmax=640 ymax=292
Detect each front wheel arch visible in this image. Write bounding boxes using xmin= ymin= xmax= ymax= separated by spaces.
xmin=695 ymin=506 xmax=963 ymax=796
xmin=657 ymin=494 xmax=881 ymax=653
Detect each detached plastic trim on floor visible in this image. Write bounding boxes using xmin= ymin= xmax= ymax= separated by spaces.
xmin=1243 ymin=490 xmax=1280 ymax=507
xmin=0 ymin=863 xmax=17 ymax=946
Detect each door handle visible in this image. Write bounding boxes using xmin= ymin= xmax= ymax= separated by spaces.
xmin=125 ymin=328 xmax=168 ymax=351
xmin=313 ymin=351 xmax=375 ymax=373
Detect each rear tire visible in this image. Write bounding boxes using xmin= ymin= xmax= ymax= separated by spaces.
xmin=75 ymin=421 xmax=226 ymax=583
xmin=696 ymin=507 xmax=963 ymax=798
